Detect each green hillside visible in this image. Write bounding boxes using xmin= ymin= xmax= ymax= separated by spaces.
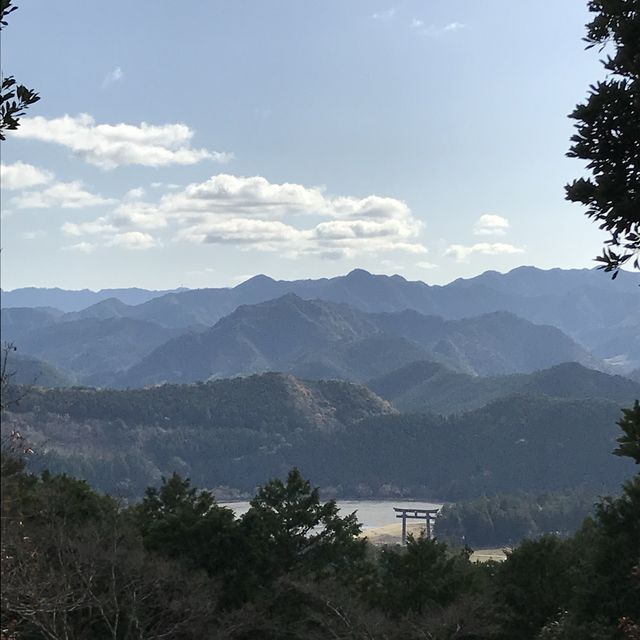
xmin=2 ymin=382 xmax=631 ymax=500
xmin=369 ymin=361 xmax=640 ymax=413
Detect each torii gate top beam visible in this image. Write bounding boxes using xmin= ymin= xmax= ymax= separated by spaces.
xmin=393 ymin=507 xmax=440 ymax=544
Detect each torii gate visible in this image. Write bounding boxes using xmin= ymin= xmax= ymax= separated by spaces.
xmin=394 ymin=507 xmax=440 ymax=544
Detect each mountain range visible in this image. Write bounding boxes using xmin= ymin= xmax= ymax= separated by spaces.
xmin=120 ymin=294 xmax=597 ymax=387
xmin=2 ymin=265 xmax=636 ymax=505
xmin=3 ymin=267 xmax=638 ymax=376
xmin=368 ymin=361 xmax=640 ymax=414
xmin=3 ymin=293 xmax=599 ymax=387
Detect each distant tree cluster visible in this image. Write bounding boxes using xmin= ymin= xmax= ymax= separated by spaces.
xmin=435 ymin=489 xmax=602 ymax=548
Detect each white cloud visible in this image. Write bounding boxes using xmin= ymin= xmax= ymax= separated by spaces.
xmin=372 ymin=8 xmax=395 ymax=20
xmin=15 ymin=114 xmax=232 ymax=169
xmin=1 ymin=162 xmax=53 ymax=189
xmin=161 ymin=174 xmax=328 ymax=218
xmin=13 ymin=181 xmax=114 ymax=209
xmin=413 ymin=20 xmax=466 ymax=36
xmin=64 ymin=225 xmax=160 ymax=251
xmin=124 ymin=186 xmax=146 ymax=200
xmin=62 ymin=217 xmax=116 ymax=236
xmin=161 ymin=174 xmax=426 ymax=257
xmin=444 ymin=242 xmax=524 ymax=262
xmin=416 ymin=260 xmax=438 ymax=269
xmin=473 ymin=214 xmax=510 ymax=236
xmin=63 ymin=241 xmax=97 ymax=253
xmin=106 ymin=231 xmax=159 ymax=250
xmin=65 ymin=173 xmax=427 ymax=259
xmin=160 ymin=175 xmax=419 ymax=226
xmin=177 ymin=218 xmax=303 ymax=251
xmin=112 ymin=201 xmax=168 ymax=230
xmin=149 ymin=182 xmax=180 ymax=189
xmin=102 ymin=66 xmax=124 ymax=88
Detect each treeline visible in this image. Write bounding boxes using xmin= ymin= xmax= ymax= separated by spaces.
xmin=3 ymin=384 xmax=633 ymax=500
xmin=1 ymin=403 xmax=639 ymax=640
xmin=435 ymin=489 xmax=601 ymax=548
xmin=2 ymin=375 xmax=393 ymax=432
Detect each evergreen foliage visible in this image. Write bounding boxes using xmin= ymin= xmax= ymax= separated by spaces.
xmin=2 ymin=383 xmax=632 ymax=500
xmin=435 ymin=489 xmax=601 ymax=548
xmin=566 ymin=0 xmax=640 ymax=274
xmin=2 ymin=406 xmax=638 ymax=640
xmin=0 ymin=1 xmax=41 ymax=141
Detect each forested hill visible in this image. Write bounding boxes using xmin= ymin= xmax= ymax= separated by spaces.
xmin=2 ymin=382 xmax=631 ymax=500
xmin=4 ymin=294 xmax=598 ymax=388
xmin=368 ymin=361 xmax=640 ymax=413
xmin=120 ymin=295 xmax=595 ymax=387
xmin=4 ymin=373 xmax=395 ymax=432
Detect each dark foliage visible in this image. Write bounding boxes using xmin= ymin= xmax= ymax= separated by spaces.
xmin=1 ymin=398 xmax=639 ymax=639
xmin=0 ymin=1 xmax=40 ymax=141
xmin=2 ymin=383 xmax=633 ymax=501
xmin=566 ymin=0 xmax=640 ymax=275
xmin=435 ymin=489 xmax=602 ymax=548
xmin=614 ymin=399 xmax=640 ymax=463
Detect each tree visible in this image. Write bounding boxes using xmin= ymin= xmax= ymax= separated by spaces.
xmin=136 ymin=472 xmax=238 ymax=576
xmin=495 ymin=535 xmax=575 ymax=640
xmin=0 ymin=1 xmax=40 ymax=141
xmin=614 ymin=400 xmax=640 ymax=464
xmin=565 ymin=0 xmax=640 ymax=276
xmin=239 ymin=468 xmax=366 ymax=588
xmin=1 ymin=467 xmax=218 ymax=639
xmin=372 ymin=534 xmax=477 ymax=618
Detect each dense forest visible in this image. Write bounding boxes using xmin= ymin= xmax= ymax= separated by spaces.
xmin=434 ymin=488 xmax=604 ymax=548
xmin=2 ymin=378 xmax=633 ymax=500
xmin=1 ymin=401 xmax=638 ymax=639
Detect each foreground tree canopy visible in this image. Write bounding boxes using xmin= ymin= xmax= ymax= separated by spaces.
xmin=0 ymin=1 xmax=40 ymax=141
xmin=565 ymin=0 xmax=640 ymax=275
xmin=1 ymin=405 xmax=639 ymax=639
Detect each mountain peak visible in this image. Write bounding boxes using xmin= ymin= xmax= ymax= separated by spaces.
xmin=234 ymin=273 xmax=277 ymax=290
xmin=345 ymin=268 xmax=373 ymax=279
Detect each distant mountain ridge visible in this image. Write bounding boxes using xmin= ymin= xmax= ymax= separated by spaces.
xmin=4 ymin=266 xmax=637 ymax=369
xmin=2 ymin=309 xmax=185 ymax=382
xmin=368 ymin=361 xmax=640 ymax=414
xmin=120 ymin=294 xmax=597 ymax=387
xmin=1 ymin=286 xmax=187 ymax=312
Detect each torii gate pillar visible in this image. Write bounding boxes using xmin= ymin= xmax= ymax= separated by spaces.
xmin=393 ymin=507 xmax=440 ymax=544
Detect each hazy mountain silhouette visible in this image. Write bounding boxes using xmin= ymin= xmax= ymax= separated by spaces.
xmin=368 ymin=361 xmax=640 ymax=413
xmin=5 ymin=266 xmax=635 ymax=368
xmin=121 ymin=295 xmax=596 ymax=387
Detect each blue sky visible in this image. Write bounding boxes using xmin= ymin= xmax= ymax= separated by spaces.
xmin=1 ymin=0 xmax=608 ymax=290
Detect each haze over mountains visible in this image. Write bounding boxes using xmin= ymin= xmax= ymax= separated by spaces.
xmin=4 ymin=266 xmax=638 ymax=333
xmin=2 ymin=265 xmax=638 ymax=499
xmin=369 ymin=361 xmax=640 ymax=414
xmin=120 ymin=295 xmax=596 ymax=387
xmin=2 ymin=267 xmax=638 ymax=388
